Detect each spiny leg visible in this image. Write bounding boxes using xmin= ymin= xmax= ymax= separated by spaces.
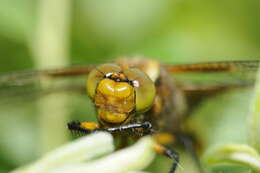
xmin=153 ymin=133 xmax=179 ymax=173
xmin=67 ymin=121 xmax=152 ymax=135
xmin=104 ymin=122 xmax=152 ymax=133
xmin=153 ymin=142 xmax=179 ymax=173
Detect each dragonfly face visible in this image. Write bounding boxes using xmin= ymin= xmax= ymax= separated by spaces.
xmin=86 ymin=63 xmax=155 ymax=126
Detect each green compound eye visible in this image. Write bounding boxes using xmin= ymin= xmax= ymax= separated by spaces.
xmin=124 ymin=68 xmax=156 ymax=113
xmin=86 ymin=64 xmax=121 ymax=98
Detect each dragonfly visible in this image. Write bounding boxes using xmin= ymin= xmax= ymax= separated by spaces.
xmin=0 ymin=58 xmax=259 ymax=173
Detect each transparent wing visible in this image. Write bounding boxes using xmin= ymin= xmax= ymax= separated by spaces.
xmin=164 ymin=60 xmax=260 ymax=92
xmin=164 ymin=60 xmax=260 ymax=115
xmin=0 ymin=65 xmax=95 ymax=105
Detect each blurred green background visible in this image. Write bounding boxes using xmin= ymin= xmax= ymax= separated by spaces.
xmin=1 ymin=0 xmax=260 ymax=73
xmin=0 ymin=0 xmax=260 ymax=173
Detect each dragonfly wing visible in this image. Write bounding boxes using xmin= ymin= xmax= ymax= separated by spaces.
xmin=164 ymin=60 xmax=260 ymax=114
xmin=164 ymin=60 xmax=260 ymax=92
xmin=0 ymin=65 xmax=95 ymax=105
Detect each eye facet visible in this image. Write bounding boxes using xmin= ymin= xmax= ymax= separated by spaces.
xmin=124 ymin=68 xmax=156 ymax=113
xmin=86 ymin=64 xmax=121 ymax=98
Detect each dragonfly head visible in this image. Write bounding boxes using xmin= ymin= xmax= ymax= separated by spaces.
xmin=86 ymin=63 xmax=156 ymax=126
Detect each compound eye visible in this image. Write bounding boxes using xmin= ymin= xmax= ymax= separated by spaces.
xmin=87 ymin=64 xmax=121 ymax=98
xmin=124 ymin=68 xmax=156 ymax=113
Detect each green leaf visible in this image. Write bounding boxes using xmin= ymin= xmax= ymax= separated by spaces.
xmin=249 ymin=68 xmax=260 ymax=152
xmin=204 ymin=144 xmax=260 ymax=172
xmin=11 ymin=133 xmax=155 ymax=173
xmin=12 ymin=132 xmax=114 ymax=173
xmin=48 ymin=136 xmax=155 ymax=173
xmin=186 ymin=86 xmax=259 ymax=172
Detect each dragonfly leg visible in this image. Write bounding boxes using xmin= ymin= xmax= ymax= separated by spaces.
xmin=67 ymin=121 xmax=100 ymax=134
xmin=177 ymin=135 xmax=204 ymax=173
xmin=104 ymin=121 xmax=152 ymax=135
xmin=153 ymin=142 xmax=179 ymax=173
xmin=68 ymin=121 xmax=152 ymax=135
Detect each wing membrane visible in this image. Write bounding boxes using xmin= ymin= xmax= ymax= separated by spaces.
xmin=0 ymin=65 xmax=94 ymax=105
xmin=164 ymin=60 xmax=260 ymax=91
